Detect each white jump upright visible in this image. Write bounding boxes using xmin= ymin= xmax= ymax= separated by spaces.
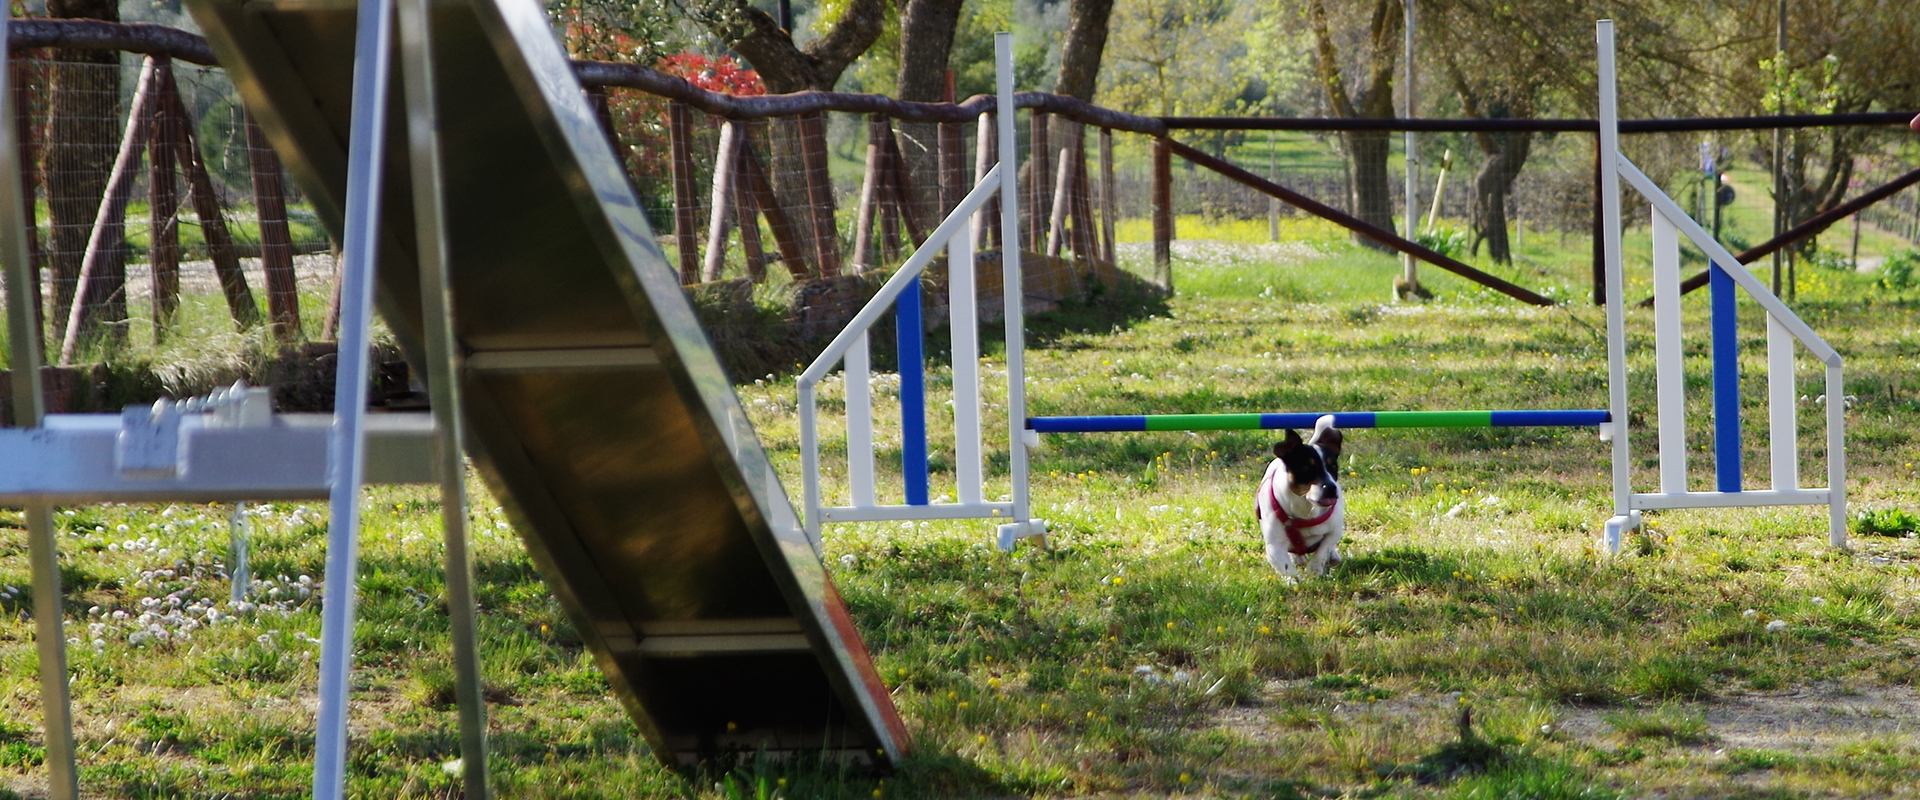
xmin=799 ymin=32 xmax=1044 ymax=549
xmin=1597 ymin=20 xmax=1847 ymax=554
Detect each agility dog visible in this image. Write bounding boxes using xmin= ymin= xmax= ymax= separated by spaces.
xmin=1255 ymin=415 xmax=1345 ymax=580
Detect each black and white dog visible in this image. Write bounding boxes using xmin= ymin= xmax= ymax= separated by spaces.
xmin=1255 ymin=415 xmax=1345 ymax=580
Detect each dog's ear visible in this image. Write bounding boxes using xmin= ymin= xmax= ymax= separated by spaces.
xmin=1275 ymin=429 xmax=1304 ymax=457
xmin=1317 ymin=428 xmax=1345 ymax=479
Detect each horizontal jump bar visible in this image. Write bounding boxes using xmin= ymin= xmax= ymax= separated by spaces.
xmin=1028 ymin=410 xmax=1610 ymax=433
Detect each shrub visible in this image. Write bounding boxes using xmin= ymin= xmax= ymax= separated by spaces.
xmin=1853 ymin=507 xmax=1920 ymax=537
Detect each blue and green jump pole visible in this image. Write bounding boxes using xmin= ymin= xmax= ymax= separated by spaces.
xmin=1028 ymin=409 xmax=1610 ymax=433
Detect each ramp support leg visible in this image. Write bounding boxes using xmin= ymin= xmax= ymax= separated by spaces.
xmin=399 ymin=0 xmax=492 ymax=795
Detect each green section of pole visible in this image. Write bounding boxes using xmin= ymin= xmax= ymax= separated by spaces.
xmin=1144 ymin=413 xmax=1265 ymax=431
xmin=1373 ymin=410 xmax=1492 ymax=428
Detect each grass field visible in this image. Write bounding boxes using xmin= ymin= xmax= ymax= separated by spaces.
xmin=3 ymin=212 xmax=1920 ymax=798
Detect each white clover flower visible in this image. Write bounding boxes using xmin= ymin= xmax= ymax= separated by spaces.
xmin=1766 ymin=619 xmax=1788 ymax=632
xmin=1811 ymin=597 xmax=1827 ymax=606
xmin=1742 ymin=609 xmax=1758 ymax=619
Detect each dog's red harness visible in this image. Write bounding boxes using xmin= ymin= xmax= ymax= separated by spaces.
xmin=1259 ymin=470 xmax=1339 ymax=556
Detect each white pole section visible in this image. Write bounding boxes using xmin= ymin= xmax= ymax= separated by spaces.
xmin=314 ymin=0 xmax=394 ymax=796
xmin=950 ymin=203 xmax=983 ymax=504
xmin=996 ymin=32 xmax=1029 ymax=522
xmin=800 ymin=380 xmax=822 ymax=538
xmin=1651 ymin=209 xmax=1686 ymax=494
xmin=1597 ymin=20 xmax=1632 ymax=521
xmin=846 ymin=333 xmax=876 ymax=506
xmin=1766 ymin=315 xmax=1798 ymax=490
xmin=1825 ymin=363 xmax=1846 ymax=548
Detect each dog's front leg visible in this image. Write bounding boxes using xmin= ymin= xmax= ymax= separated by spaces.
xmin=1261 ymin=521 xmax=1302 ymax=582
xmin=1305 ymin=529 xmax=1345 ymax=577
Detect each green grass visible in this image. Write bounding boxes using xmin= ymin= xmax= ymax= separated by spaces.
xmin=3 ymin=210 xmax=1920 ymax=797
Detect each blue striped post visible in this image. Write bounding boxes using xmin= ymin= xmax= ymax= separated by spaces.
xmin=897 ymin=276 xmax=929 ymax=505
xmin=1710 ymin=262 xmax=1742 ymax=492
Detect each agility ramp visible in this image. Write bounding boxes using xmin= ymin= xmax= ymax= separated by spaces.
xmin=187 ymin=0 xmax=905 ymax=765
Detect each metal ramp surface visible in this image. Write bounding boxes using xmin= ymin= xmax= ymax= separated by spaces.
xmin=186 ymin=0 xmax=905 ymax=763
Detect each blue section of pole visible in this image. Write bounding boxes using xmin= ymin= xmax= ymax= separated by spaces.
xmin=1488 ymin=409 xmax=1613 ymax=427
xmin=1710 ymin=262 xmax=1743 ymax=492
xmin=897 ymin=276 xmax=929 ymax=505
xmin=1260 ymin=412 xmax=1380 ymax=429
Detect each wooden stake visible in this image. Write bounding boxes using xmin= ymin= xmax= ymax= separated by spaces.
xmin=1069 ymin=131 xmax=1098 ymax=266
xmin=667 ymin=102 xmax=700 ymax=283
xmin=734 ymin=124 xmax=768 ymax=283
xmin=882 ymin=124 xmax=928 ymax=246
xmin=1152 ymin=137 xmax=1173 ymax=289
xmin=737 ymin=136 xmax=811 ymax=280
xmin=701 ymin=120 xmax=741 ymax=282
xmin=852 ymin=115 xmax=886 ymax=271
xmin=62 ymin=56 xmax=159 ymax=364
xmin=1099 ymin=128 xmax=1116 ymax=266
xmin=1047 ymin=147 xmax=1072 ymax=258
xmin=246 ymin=109 xmax=301 ymax=341
xmin=161 ymin=66 xmax=258 ymax=330
xmin=976 ymin=112 xmax=999 ymax=251
xmin=1029 ymin=111 xmax=1050 ymax=252
xmin=147 ymin=59 xmax=180 ymax=339
xmin=800 ymin=112 xmax=841 ymax=277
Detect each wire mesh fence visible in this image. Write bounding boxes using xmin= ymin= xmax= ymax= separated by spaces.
xmin=11 ymin=53 xmax=335 ymax=359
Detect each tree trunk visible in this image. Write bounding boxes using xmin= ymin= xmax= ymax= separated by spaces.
xmin=1344 ymin=131 xmax=1396 ymax=239
xmin=687 ymin=0 xmax=889 ymax=93
xmin=45 ymin=0 xmax=121 ymax=347
xmin=895 ymin=0 xmax=965 ymax=228
xmin=1307 ymin=0 xmax=1401 ymax=249
xmin=1468 ymin=131 xmax=1530 ymax=264
xmin=1056 ymin=0 xmax=1116 ymax=101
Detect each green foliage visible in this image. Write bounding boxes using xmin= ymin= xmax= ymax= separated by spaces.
xmin=1416 ymin=225 xmax=1472 ymax=261
xmin=1878 ymin=249 xmax=1919 ymax=291
xmin=1853 ymin=507 xmax=1920 ymax=537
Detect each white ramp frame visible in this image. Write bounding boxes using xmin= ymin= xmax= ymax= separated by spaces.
xmin=1597 ymin=20 xmax=1846 ymax=553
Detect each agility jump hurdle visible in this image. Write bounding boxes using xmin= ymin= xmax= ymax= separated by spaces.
xmin=1596 ymin=19 xmax=1846 ymax=553
xmin=798 ymin=33 xmax=1045 ymax=547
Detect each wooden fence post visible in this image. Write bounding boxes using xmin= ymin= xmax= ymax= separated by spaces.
xmin=62 ymin=56 xmax=158 ymax=363
xmin=733 ymin=124 xmax=768 ymax=283
xmin=1152 ymin=137 xmax=1173 ymax=290
xmin=737 ymin=135 xmax=811 ymax=280
xmin=1029 ymin=111 xmax=1050 ymax=252
xmin=1047 ymin=146 xmax=1072 ymax=258
xmin=667 ymin=102 xmax=700 ymax=283
xmin=975 ymin=112 xmax=999 ymax=252
xmin=1099 ymin=128 xmax=1116 ymax=266
xmin=245 ymin=110 xmax=301 ymax=341
xmin=161 ymin=66 xmax=258 ymax=330
xmin=882 ymin=124 xmax=928 ymax=247
xmin=701 ymin=120 xmax=741 ymax=283
xmin=12 ymin=56 xmax=44 ymax=354
xmin=147 ymin=59 xmax=180 ymax=339
xmin=852 ymin=115 xmax=885 ymax=271
xmin=1592 ymin=137 xmax=1604 ymax=306
xmin=800 ymin=112 xmax=841 ymax=278
xmin=1069 ymin=130 xmax=1098 ymax=266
